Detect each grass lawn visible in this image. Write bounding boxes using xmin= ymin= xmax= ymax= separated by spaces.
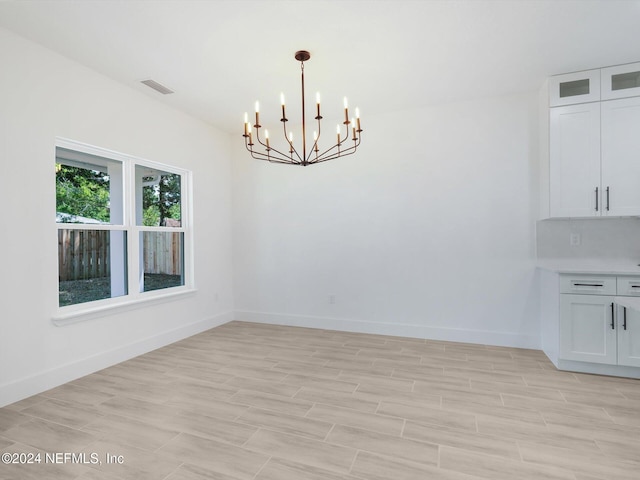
xmin=59 ymin=274 xmax=182 ymax=306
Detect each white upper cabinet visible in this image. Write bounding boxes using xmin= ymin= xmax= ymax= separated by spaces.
xmin=601 ymin=96 xmax=640 ymax=216
xmin=549 ymin=61 xmax=640 ymax=218
xmin=549 ymin=69 xmax=600 ymax=107
xmin=550 ymin=103 xmax=601 ymax=217
xmin=601 ymin=62 xmax=640 ymax=100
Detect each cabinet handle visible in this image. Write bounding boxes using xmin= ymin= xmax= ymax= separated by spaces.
xmin=573 ymin=283 xmax=603 ymax=287
xmin=595 ymin=187 xmax=599 ymax=211
xmin=611 ymin=303 xmax=615 ymax=330
xmin=630 ymin=285 xmax=640 ymax=288
xmin=606 ymin=186 xmax=610 ymax=211
xmin=623 ymin=306 xmax=627 ymax=331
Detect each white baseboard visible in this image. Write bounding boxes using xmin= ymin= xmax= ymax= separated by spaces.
xmin=0 ymin=311 xmax=234 ymax=408
xmin=234 ymin=310 xmax=541 ymax=350
xmin=556 ymin=359 xmax=640 ymax=379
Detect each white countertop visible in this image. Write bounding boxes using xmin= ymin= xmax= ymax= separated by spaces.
xmin=537 ymin=259 xmax=640 ymax=275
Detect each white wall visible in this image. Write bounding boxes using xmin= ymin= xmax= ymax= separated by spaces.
xmin=0 ymin=26 xmax=545 ymax=406
xmin=0 ymin=28 xmax=234 ymax=406
xmin=232 ymin=92 xmax=542 ymax=348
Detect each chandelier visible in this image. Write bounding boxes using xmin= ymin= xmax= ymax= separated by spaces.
xmin=243 ymin=50 xmax=362 ymax=166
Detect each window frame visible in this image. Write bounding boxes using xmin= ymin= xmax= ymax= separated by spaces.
xmin=53 ymin=137 xmax=195 ymax=325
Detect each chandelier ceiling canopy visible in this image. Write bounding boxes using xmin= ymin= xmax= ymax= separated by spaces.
xmin=243 ymin=50 xmax=362 ymax=166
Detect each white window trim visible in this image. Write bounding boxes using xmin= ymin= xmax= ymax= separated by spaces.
xmin=53 ymin=137 xmax=195 ymax=325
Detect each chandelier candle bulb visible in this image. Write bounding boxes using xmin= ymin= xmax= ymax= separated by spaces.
xmin=356 ymin=107 xmax=361 ymax=131
xmin=352 ymin=118 xmax=356 ymax=140
xmin=243 ymin=113 xmax=248 ymax=136
xmin=336 ymin=124 xmax=341 ymax=144
xmin=255 ymin=101 xmax=260 ymax=126
xmin=265 ymin=130 xmax=270 ymax=149
xmin=316 ymin=92 xmax=321 ymax=118
xmin=344 ymin=97 xmax=349 ymax=124
xmin=280 ymin=93 xmax=286 ymax=120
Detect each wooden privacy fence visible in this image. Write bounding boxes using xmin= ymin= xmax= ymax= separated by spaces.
xmin=58 ymin=230 xmax=182 ymax=281
xmin=142 ymin=231 xmax=183 ymax=276
xmin=58 ymin=229 xmax=110 ymax=281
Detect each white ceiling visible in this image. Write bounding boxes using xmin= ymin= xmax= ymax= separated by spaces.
xmin=1 ymin=0 xmax=640 ymax=134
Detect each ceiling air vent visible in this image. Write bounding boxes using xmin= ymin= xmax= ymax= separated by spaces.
xmin=140 ymin=79 xmax=174 ymax=95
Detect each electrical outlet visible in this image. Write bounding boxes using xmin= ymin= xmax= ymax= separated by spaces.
xmin=570 ymin=233 xmax=581 ymax=246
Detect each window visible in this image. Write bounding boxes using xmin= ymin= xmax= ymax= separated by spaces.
xmin=135 ymin=165 xmax=184 ymax=293
xmin=55 ymin=139 xmax=191 ymax=315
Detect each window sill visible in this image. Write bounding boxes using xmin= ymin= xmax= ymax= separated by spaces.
xmin=52 ymin=288 xmax=198 ymax=326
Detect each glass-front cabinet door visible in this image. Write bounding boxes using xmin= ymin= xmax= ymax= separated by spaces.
xmin=549 ymin=69 xmax=601 ymax=107
xmin=601 ymin=62 xmax=640 ymax=100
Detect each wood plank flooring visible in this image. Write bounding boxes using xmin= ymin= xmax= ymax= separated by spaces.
xmin=1 ymin=321 xmax=639 ymax=479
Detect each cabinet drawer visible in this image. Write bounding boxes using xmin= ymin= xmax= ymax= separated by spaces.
xmin=560 ymin=275 xmax=616 ymax=295
xmin=617 ymin=277 xmax=640 ymax=296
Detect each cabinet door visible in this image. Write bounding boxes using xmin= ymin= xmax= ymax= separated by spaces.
xmin=559 ymin=295 xmax=617 ymax=364
xmin=617 ymin=305 xmax=640 ymax=367
xmin=601 ymin=62 xmax=640 ymax=100
xmin=601 ymin=97 xmax=640 ymax=216
xmin=550 ymin=103 xmax=601 ymax=217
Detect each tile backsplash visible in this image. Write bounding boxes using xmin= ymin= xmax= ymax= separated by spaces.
xmin=536 ymin=217 xmax=640 ymax=260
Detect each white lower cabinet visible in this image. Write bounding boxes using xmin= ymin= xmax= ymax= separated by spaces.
xmin=617 ymin=304 xmax=640 ymax=367
xmin=560 ymin=294 xmax=616 ymax=364
xmin=558 ymin=275 xmax=640 ymax=369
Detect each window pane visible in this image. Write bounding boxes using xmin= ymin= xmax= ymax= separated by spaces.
xmin=58 ymin=229 xmax=127 ymax=306
xmin=56 ymin=148 xmax=123 ymax=225
xmin=136 ymin=166 xmax=182 ymax=227
xmin=140 ymin=231 xmax=184 ymax=292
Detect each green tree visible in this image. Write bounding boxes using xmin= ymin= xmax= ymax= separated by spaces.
xmin=56 ymin=164 xmax=110 ymax=222
xmin=142 ymin=173 xmax=181 ymax=226
xmin=158 ymin=173 xmax=181 ymax=225
xmin=142 ymin=205 xmax=160 ymax=226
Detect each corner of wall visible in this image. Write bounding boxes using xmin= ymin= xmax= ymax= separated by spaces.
xmin=538 ymin=79 xmax=550 ymax=221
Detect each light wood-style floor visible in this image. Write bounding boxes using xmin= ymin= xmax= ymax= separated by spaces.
xmin=1 ymin=321 xmax=640 ymax=480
